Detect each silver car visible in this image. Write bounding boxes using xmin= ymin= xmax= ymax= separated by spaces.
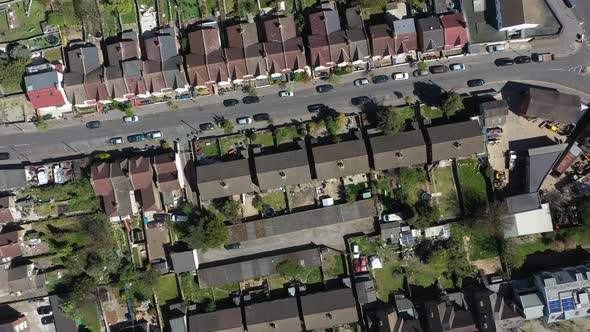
xmin=353 ymin=78 xmax=369 ymax=86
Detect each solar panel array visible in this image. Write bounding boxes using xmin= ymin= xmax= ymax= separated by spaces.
xmin=400 ymin=234 xmax=415 ymax=246
xmin=549 ymin=300 xmax=561 ymax=313
xmin=561 ymin=297 xmax=575 ymax=311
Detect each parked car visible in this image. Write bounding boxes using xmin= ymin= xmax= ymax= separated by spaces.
xmin=316 ymin=84 xmax=334 ymax=93
xmin=487 ymin=44 xmax=506 ymax=53
xmin=243 ymin=96 xmax=260 ymax=104
xmin=449 ymin=63 xmax=466 ymax=71
xmin=351 ymin=96 xmax=372 ymax=105
xmin=146 ymin=131 xmax=162 ymax=139
xmin=86 ymin=121 xmax=101 ymax=129
xmin=154 ymin=213 xmax=172 ymax=222
xmin=279 ymin=90 xmax=294 ymax=97
xmin=37 ymin=168 xmax=49 ymax=185
xmin=127 ymin=134 xmax=146 ymax=142
xmin=467 ymin=79 xmax=485 ymax=87
xmin=308 ymin=104 xmax=326 ymax=113
xmin=383 ymin=213 xmax=402 ymax=222
xmin=413 ymin=70 xmax=429 ymax=77
xmin=172 ymin=215 xmax=189 ymax=222
xmin=253 ymin=113 xmax=270 ymax=122
xmin=352 ymin=243 xmax=360 ymax=259
xmin=372 ymin=75 xmax=389 ymax=83
xmin=41 ymin=316 xmax=54 ymax=325
xmin=223 ymin=99 xmax=239 ymax=107
xmin=353 ymin=78 xmax=369 ymax=86
xmin=564 ymin=0 xmax=576 ymax=8
xmin=429 ymin=65 xmax=448 ymax=74
xmin=199 ymin=122 xmax=215 ymax=131
xmin=495 ymin=58 xmax=514 ymax=66
xmin=110 ymin=137 xmax=124 ymax=145
xmin=514 ymin=55 xmax=532 ymax=64
xmin=123 ymin=115 xmax=139 ymax=123
xmin=37 ymin=306 xmax=52 ymax=315
xmin=224 ymin=242 xmax=241 ymax=250
xmin=236 ymin=116 xmax=253 ymax=125
xmin=353 ymin=256 xmax=368 ymax=273
xmin=0 ymin=152 xmax=9 ymax=160
xmin=392 ymin=72 xmax=409 ymax=80
xmin=509 ymin=151 xmax=517 ymax=171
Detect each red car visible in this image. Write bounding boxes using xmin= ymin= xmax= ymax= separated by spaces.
xmin=353 ymin=259 xmax=361 ymax=273
xmin=360 ymin=256 xmax=368 ymax=272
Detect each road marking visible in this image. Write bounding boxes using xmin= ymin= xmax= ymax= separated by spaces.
xmin=13 ymin=144 xmax=29 ymax=147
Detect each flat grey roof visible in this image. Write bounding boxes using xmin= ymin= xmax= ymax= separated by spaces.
xmin=0 ymin=169 xmax=26 ymax=191
xmin=527 ymin=144 xmax=566 ymax=193
xmin=505 ymin=192 xmax=541 ymax=214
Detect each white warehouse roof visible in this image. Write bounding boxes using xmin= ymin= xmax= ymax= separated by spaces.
xmin=504 ymin=203 xmax=554 ymax=238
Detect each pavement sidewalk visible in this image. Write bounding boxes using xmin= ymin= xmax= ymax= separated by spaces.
xmin=532 ymin=0 xmax=583 ymax=57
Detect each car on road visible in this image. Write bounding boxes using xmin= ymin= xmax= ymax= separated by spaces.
xmin=514 ymin=55 xmax=531 ymax=64
xmin=279 ymin=90 xmax=294 ymax=97
xmin=308 ymin=104 xmax=326 ymax=113
xmin=223 ymin=99 xmax=239 ymax=107
xmin=86 ymin=121 xmax=101 ymax=129
xmin=0 ymin=152 xmax=9 ymax=160
xmin=495 ymin=58 xmax=514 ymax=66
xmin=449 ymin=63 xmax=466 ymax=71
xmin=372 ymin=75 xmax=389 ymax=83
xmin=224 ymin=242 xmax=241 ymax=250
xmin=351 ymin=96 xmax=372 ymax=105
xmin=236 ymin=116 xmax=253 ymax=125
xmin=316 ymin=84 xmax=334 ymax=93
xmin=37 ymin=306 xmax=52 ymax=315
xmin=110 ymin=137 xmax=124 ymax=145
xmin=127 ymin=134 xmax=146 ymax=143
xmin=41 ymin=316 xmax=54 ymax=325
xmin=123 ymin=115 xmax=139 ymax=123
xmin=199 ymin=122 xmax=215 ymax=131
xmin=146 ymin=131 xmax=162 ymax=139
xmin=352 ymin=243 xmax=360 ymax=259
xmin=392 ymin=72 xmax=409 ymax=80
xmin=383 ymin=213 xmax=402 ymax=222
xmin=242 ymin=96 xmax=260 ymax=104
xmin=429 ymin=65 xmax=448 ymax=74
xmin=253 ymin=113 xmax=270 ymax=122
xmin=467 ymin=79 xmax=485 ymax=87
xmin=487 ymin=44 xmax=506 ymax=53
xmin=353 ymin=78 xmax=369 ymax=86
xmin=413 ymin=70 xmax=429 ymax=77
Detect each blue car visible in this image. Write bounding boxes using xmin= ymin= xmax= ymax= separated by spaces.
xmin=127 ymin=134 xmax=146 ymax=142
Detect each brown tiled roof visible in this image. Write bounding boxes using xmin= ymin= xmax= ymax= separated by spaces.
xmin=140 ymin=187 xmax=158 ymax=212
xmin=440 ymin=13 xmax=468 ymax=50
xmin=0 ymin=231 xmax=18 ymax=246
xmin=129 ymin=156 xmax=153 ymax=190
xmin=262 ymin=15 xmax=306 ymax=74
xmin=370 ymin=24 xmax=395 ymax=57
xmin=84 ymin=81 xmax=109 ymax=101
xmin=0 ymin=243 xmax=21 ymax=261
xmin=312 ymin=140 xmax=369 ymax=180
xmin=301 ymin=289 xmax=359 ymax=330
xmin=309 ymin=34 xmax=331 ymax=68
xmin=427 ymin=120 xmax=485 ymax=161
xmin=186 ymin=53 xmax=209 ymax=86
xmin=143 ymin=71 xmax=167 ymax=93
xmin=263 ymin=15 xmax=298 ymax=42
xmin=187 ymin=27 xmax=228 ymax=84
xmin=197 ymin=159 xmax=254 ymax=200
xmin=226 ymin=47 xmax=248 ymax=80
xmin=328 ymin=31 xmax=350 ymax=64
xmin=91 ymin=163 xmax=113 ymax=196
xmin=101 ymin=190 xmax=118 ymax=218
xmin=283 ymin=38 xmax=306 ymax=71
xmin=225 ymin=22 xmax=267 ymax=79
xmin=255 ymin=149 xmax=312 ymax=191
xmin=153 ymin=154 xmax=180 ymax=193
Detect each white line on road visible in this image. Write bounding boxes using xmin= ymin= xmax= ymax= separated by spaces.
xmin=13 ymin=144 xmax=30 ymax=147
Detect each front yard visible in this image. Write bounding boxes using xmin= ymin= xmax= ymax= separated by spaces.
xmin=275 ymin=125 xmax=303 ymax=145
xmin=195 ymin=139 xmax=220 ymax=159
xmin=252 ymin=131 xmax=275 ymax=148
xmin=219 ymin=134 xmax=248 ymax=157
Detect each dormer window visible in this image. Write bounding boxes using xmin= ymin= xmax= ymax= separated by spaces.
xmin=336 ymin=161 xmax=344 ymax=169
xmin=279 ymin=171 xmax=286 ymax=178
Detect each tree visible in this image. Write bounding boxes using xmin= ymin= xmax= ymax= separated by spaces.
xmin=105 ymin=0 xmax=134 ymax=14
xmin=578 ymin=197 xmax=590 ymax=226
xmin=440 ymin=91 xmax=463 ymax=116
xmin=378 ymin=107 xmax=405 ymax=134
xmin=247 ymin=86 xmax=257 ymax=97
xmin=502 ymin=241 xmax=526 ymax=270
xmin=61 ymin=274 xmax=98 ymax=320
xmin=205 ymin=216 xmax=229 ymax=248
xmin=328 ymin=74 xmax=339 ymax=85
xmin=412 ymin=201 xmax=440 ymax=229
xmin=8 ymin=44 xmax=31 ymax=60
xmin=446 ymin=243 xmax=475 ymax=288
xmin=468 ymin=201 xmax=510 ymax=239
xmin=222 ymin=120 xmax=234 ymax=134
xmin=359 ymin=0 xmax=388 ymax=14
xmin=417 ymin=61 xmax=428 ymax=71
xmin=220 ymin=200 xmax=241 ymax=224
xmin=409 ymin=0 xmax=428 ymax=12
xmin=404 ymin=96 xmax=416 ymax=105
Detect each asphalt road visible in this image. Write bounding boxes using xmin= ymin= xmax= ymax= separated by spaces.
xmin=2 ymin=36 xmax=590 ymax=163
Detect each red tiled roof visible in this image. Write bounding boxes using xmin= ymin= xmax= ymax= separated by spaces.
xmin=0 ymin=209 xmax=14 ymax=223
xmin=91 ymin=163 xmax=113 ymax=196
xmin=26 ymin=87 xmax=66 ymax=109
xmin=0 ymin=243 xmax=21 ymax=261
xmin=129 ymin=156 xmax=153 ymax=190
xmin=309 ymin=11 xmax=328 ymax=35
xmin=125 ymin=76 xmax=147 ymax=95
xmin=0 ymin=231 xmax=18 ymax=246
xmin=263 ymin=16 xmax=297 ymax=42
xmin=153 ymin=154 xmax=180 ymax=192
xmin=101 ymin=190 xmax=118 ymax=218
xmin=370 ymin=24 xmax=395 ymax=57
xmin=395 ymin=32 xmax=418 ymax=54
xmin=84 ymin=81 xmax=109 ymax=101
xmin=309 ymin=35 xmax=330 ymax=68
xmin=140 ymin=187 xmax=158 ymax=212
xmin=440 ymin=13 xmax=468 ymax=51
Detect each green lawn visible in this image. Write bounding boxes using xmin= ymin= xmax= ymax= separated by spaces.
xmin=102 ymin=9 xmax=121 ymax=37
xmin=132 ymin=247 xmax=142 ymax=268
xmin=323 ymin=253 xmax=346 ymax=279
xmin=195 ymin=139 xmax=220 ymax=158
xmin=398 ymin=167 xmax=428 ymax=206
xmin=373 ymin=259 xmax=404 ymax=300
xmin=120 ymin=7 xmax=138 ymax=25
xmin=345 ymin=183 xmax=369 ymax=202
xmin=420 ymin=105 xmax=444 ymax=120
xmin=432 ymin=166 xmax=459 ymax=220
xmin=181 ymin=272 xmax=239 ymax=304
xmin=219 ymin=134 xmax=247 ymax=156
xmin=43 ymin=48 xmax=63 ymax=62
xmin=254 ymin=192 xmax=287 ymax=211
xmin=268 ymin=275 xmax=290 ymax=289
xmin=0 ymin=1 xmax=45 ymax=42
xmin=155 ymin=274 xmax=180 ymax=308
xmin=452 ymin=224 xmax=499 ymax=261
xmin=276 ymin=126 xmax=303 ymax=145
xmin=396 ymin=106 xmax=416 ymax=122
xmin=252 ymin=131 xmax=274 ymax=147
xmin=179 ymin=0 xmax=201 ymax=21
xmin=457 ymin=159 xmax=488 ymax=213
xmin=79 ymin=301 xmax=102 ymax=332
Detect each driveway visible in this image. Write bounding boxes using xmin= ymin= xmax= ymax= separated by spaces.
xmin=199 ymin=217 xmax=376 ymax=263
xmin=0 ymin=296 xmax=56 ymax=332
xmin=145 ymin=225 xmax=170 ymax=261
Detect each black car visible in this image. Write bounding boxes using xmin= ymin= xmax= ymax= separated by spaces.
xmin=467 ymin=79 xmax=485 ymax=87
xmin=242 ymin=96 xmax=260 ymax=104
xmin=413 ymin=70 xmax=429 ymax=77
xmin=153 ymin=213 xmax=172 ymax=222
xmin=86 ymin=121 xmax=101 ymax=129
xmin=127 ymin=134 xmax=146 ymax=143
xmin=308 ymin=104 xmax=326 ymax=113
xmin=514 ymin=55 xmax=531 ymax=64
xmin=316 ymin=84 xmax=334 ymax=93
xmin=0 ymin=152 xmax=9 ymax=160
xmin=199 ymin=122 xmax=215 ymax=131
xmin=495 ymin=58 xmax=514 ymax=66
xmin=253 ymin=113 xmax=270 ymax=122
xmin=223 ymin=99 xmax=239 ymax=107
xmin=351 ymin=96 xmax=372 ymax=106
xmin=372 ymin=75 xmax=389 ymax=84
xmin=429 ymin=65 xmax=448 ymax=74
xmin=41 ymin=316 xmax=54 ymax=325
xmin=37 ymin=306 xmax=52 ymax=315
xmin=224 ymin=242 xmax=241 ymax=250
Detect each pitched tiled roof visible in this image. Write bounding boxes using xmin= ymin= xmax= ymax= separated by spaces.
xmin=370 ymin=130 xmax=427 ymax=170
xmin=301 ymin=289 xmax=359 ymax=330
xmin=416 ymin=16 xmax=444 ymax=52
xmin=370 ymin=24 xmax=395 ymax=57
xmin=427 ymin=120 xmax=485 ymax=161
xmin=91 ymin=163 xmax=113 ymax=196
xmin=312 ymin=140 xmax=369 ymax=180
xmin=262 ymin=15 xmax=306 ymax=74
xmin=255 ymin=149 xmax=311 ymax=190
xmin=129 ymin=156 xmax=153 ymax=190
xmin=394 ymin=19 xmax=418 ymax=54
xmin=440 ymin=13 xmax=468 ymax=50
xmin=153 ymin=154 xmax=180 ymax=193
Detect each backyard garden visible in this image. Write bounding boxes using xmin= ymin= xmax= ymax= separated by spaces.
xmin=180 ymin=272 xmax=239 ymax=311
xmin=432 ymin=165 xmax=460 ymax=220
xmin=456 ymin=159 xmax=489 ymax=213
xmin=0 ymin=1 xmax=45 ymax=42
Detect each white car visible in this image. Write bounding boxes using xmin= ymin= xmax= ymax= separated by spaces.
xmin=146 ymin=131 xmax=162 ymax=139
xmin=352 ymin=244 xmax=360 ymax=259
xmin=279 ymin=90 xmax=294 ymax=97
xmin=236 ymin=116 xmax=253 ymax=125
xmin=487 ymin=44 xmax=506 ymax=53
xmin=37 ymin=168 xmax=49 ymax=185
xmin=124 ymin=115 xmax=139 ymax=123
xmin=383 ymin=213 xmax=403 ymax=222
xmin=110 ymin=137 xmax=124 ymax=145
xmin=450 ymin=63 xmax=466 ymax=71
xmin=393 ymin=72 xmax=409 ymax=80
xmin=353 ymin=78 xmax=369 ymax=86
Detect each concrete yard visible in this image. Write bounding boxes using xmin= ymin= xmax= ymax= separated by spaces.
xmin=145 ymin=224 xmax=170 ymax=261
xmin=0 ymin=296 xmax=56 ymax=332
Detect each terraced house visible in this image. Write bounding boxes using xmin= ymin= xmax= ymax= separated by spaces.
xmin=225 ymin=18 xmax=269 ymax=87
xmin=260 ymin=13 xmax=307 ymax=80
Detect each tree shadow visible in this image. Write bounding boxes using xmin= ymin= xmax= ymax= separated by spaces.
xmin=413 ymin=81 xmax=443 ymax=106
